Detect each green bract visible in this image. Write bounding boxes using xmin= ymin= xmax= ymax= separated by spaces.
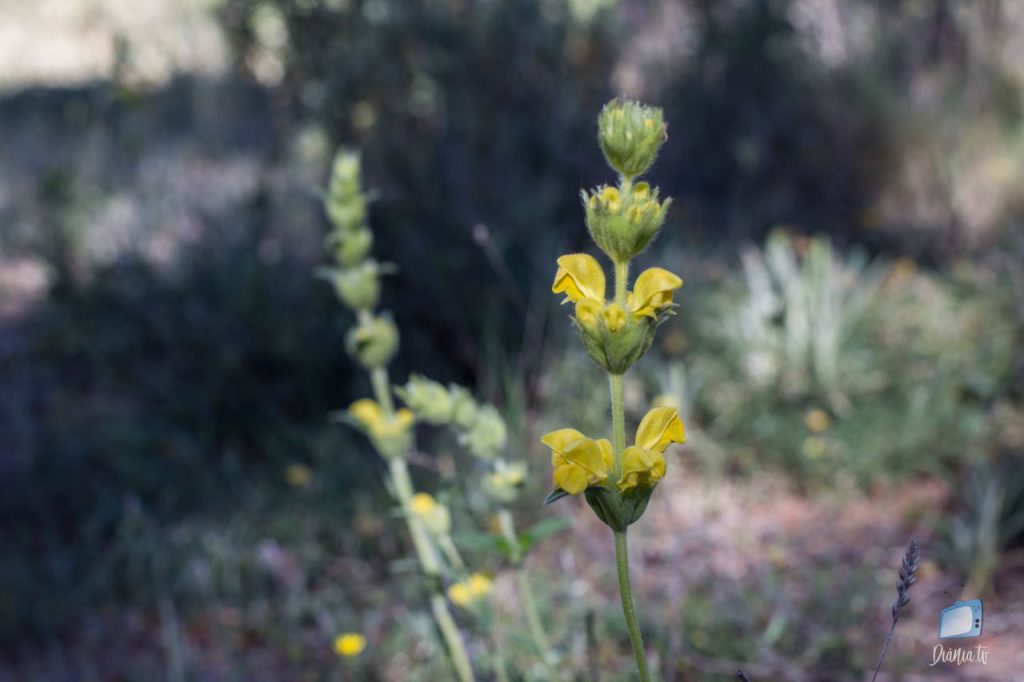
xmin=346 ymin=313 xmax=399 ymax=368
xmin=597 ymin=99 xmax=667 ymax=179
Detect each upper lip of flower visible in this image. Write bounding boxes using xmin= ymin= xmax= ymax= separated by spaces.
xmin=551 ymin=253 xmax=606 ymax=304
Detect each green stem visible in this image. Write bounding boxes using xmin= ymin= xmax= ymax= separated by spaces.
xmin=609 ymin=373 xmax=625 ymax=477
xmin=614 ymin=530 xmax=651 ymax=682
xmin=371 ymin=364 xmax=474 ymax=682
xmin=614 ymin=259 xmax=629 ymax=309
xmin=430 ymin=593 xmax=476 ymax=682
xmin=498 ymin=509 xmax=558 ymax=676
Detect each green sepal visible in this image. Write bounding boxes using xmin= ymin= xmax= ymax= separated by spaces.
xmin=583 ymin=484 xmax=656 ymax=531
xmin=543 ymin=488 xmax=570 ymax=505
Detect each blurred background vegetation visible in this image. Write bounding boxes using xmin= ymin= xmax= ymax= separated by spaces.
xmin=1 ymin=0 xmax=1023 ymax=680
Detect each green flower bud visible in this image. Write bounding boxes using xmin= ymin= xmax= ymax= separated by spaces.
xmin=346 ymin=313 xmax=399 ymax=368
xmin=483 ymin=460 xmax=526 ymax=503
xmin=582 ymin=182 xmax=671 ymax=263
xmin=461 ymin=405 xmax=507 ymax=460
xmin=325 ymin=151 xmax=368 ymax=231
xmin=448 ymin=386 xmax=479 ymax=429
xmin=328 ymin=227 xmax=373 ymax=266
xmin=319 ymin=261 xmax=381 ymax=311
xmin=396 ymin=374 xmax=454 ymax=424
xmin=597 ymin=99 xmax=667 ymax=179
xmin=575 ymin=303 xmax=657 ymax=375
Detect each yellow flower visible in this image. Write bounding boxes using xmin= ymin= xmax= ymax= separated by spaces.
xmin=334 ymin=632 xmax=366 ymax=657
xmin=804 ymin=409 xmax=830 ymax=433
xmin=551 ymin=253 xmax=605 ymax=304
xmin=410 ymin=492 xmax=450 ymax=535
xmin=284 ymin=464 xmax=313 ymax=487
xmin=410 ymin=492 xmax=437 ymax=516
xmin=541 ymin=428 xmax=614 ymax=495
xmin=448 ymin=573 xmax=493 ymax=608
xmin=628 ymin=267 xmax=683 ymax=319
xmin=348 ymin=398 xmax=414 ymax=439
xmin=618 ymin=406 xmax=685 ymax=494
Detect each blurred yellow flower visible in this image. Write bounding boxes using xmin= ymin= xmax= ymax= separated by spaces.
xmin=628 ymin=267 xmax=682 ymax=319
xmin=804 ymin=409 xmax=830 ymax=433
xmin=448 ymin=573 xmax=493 ymax=608
xmin=619 ymin=407 xmax=685 ymax=494
xmin=334 ymin=632 xmax=366 ymax=657
xmin=348 ymin=398 xmax=414 ymax=438
xmin=410 ymin=492 xmax=437 ymax=517
xmin=284 ymin=464 xmax=312 ymax=487
xmin=541 ymin=428 xmax=613 ymax=495
xmin=409 ymin=492 xmax=450 ymax=535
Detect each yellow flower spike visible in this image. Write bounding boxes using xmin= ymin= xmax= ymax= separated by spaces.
xmin=602 ymin=303 xmax=627 ymax=333
xmin=542 ymin=429 xmax=612 ymax=495
xmin=448 ymin=574 xmax=493 ymax=609
xmin=552 ymin=254 xmax=606 ymax=304
xmin=618 ymin=445 xmax=666 ymax=494
xmin=635 ymin=406 xmax=686 ymax=454
xmin=334 ymin=632 xmax=367 ymax=657
xmin=630 ymin=267 xmax=683 ymax=319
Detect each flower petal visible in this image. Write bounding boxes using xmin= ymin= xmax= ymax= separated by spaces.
xmin=563 ymin=438 xmax=609 ymax=478
xmin=554 ymin=463 xmax=590 ymax=495
xmin=635 ymin=406 xmax=686 ymax=453
xmin=630 ymin=267 xmax=683 ymax=318
xmin=552 ymin=254 xmax=606 ymax=303
xmin=541 ymin=428 xmax=587 ymax=453
xmin=596 ymin=439 xmax=615 ymax=472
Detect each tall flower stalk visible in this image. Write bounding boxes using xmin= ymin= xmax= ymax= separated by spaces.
xmin=542 ymin=99 xmax=685 ymax=680
xmin=398 ymin=375 xmax=560 ymax=677
xmin=320 ymin=152 xmax=475 ymax=682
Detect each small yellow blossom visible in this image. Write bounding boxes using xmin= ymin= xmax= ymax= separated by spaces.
xmin=618 ymin=406 xmax=685 ymax=494
xmin=284 ymin=463 xmax=313 ymax=487
xmin=628 ymin=268 xmax=683 ymax=319
xmin=541 ymin=428 xmax=614 ymax=495
xmin=448 ymin=573 xmax=493 ymax=608
xmin=348 ymin=398 xmax=414 ymax=438
xmin=334 ymin=632 xmax=366 ymax=657
xmin=410 ymin=492 xmax=437 ymax=516
xmin=804 ymin=409 xmax=830 ymax=433
xmin=410 ymin=492 xmax=450 ymax=534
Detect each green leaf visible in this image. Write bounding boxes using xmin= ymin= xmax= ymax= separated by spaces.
xmin=543 ymin=488 xmax=569 ymax=505
xmin=519 ymin=516 xmax=571 ymax=553
xmin=453 ymin=532 xmax=502 ymax=552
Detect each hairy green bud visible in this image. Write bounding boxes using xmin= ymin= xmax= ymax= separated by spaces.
xmin=460 ymin=405 xmax=507 ymax=460
xmin=325 ymin=151 xmax=368 ymax=232
xmin=328 ymin=228 xmax=373 ymax=266
xmin=396 ymin=374 xmax=454 ymax=424
xmin=448 ymin=386 xmax=479 ymax=429
xmin=574 ymin=303 xmax=657 ymax=375
xmin=346 ymin=313 xmax=399 ymax=368
xmin=319 ymin=261 xmax=381 ymax=312
xmin=597 ymin=99 xmax=667 ymax=179
xmin=583 ymin=182 xmax=670 ymax=263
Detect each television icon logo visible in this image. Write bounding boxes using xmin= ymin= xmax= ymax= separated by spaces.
xmin=939 ymin=599 xmax=983 ymax=639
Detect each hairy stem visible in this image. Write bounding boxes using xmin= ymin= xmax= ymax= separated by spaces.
xmin=370 ymin=365 xmax=474 ymax=682
xmin=615 ymin=530 xmax=651 ymax=682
